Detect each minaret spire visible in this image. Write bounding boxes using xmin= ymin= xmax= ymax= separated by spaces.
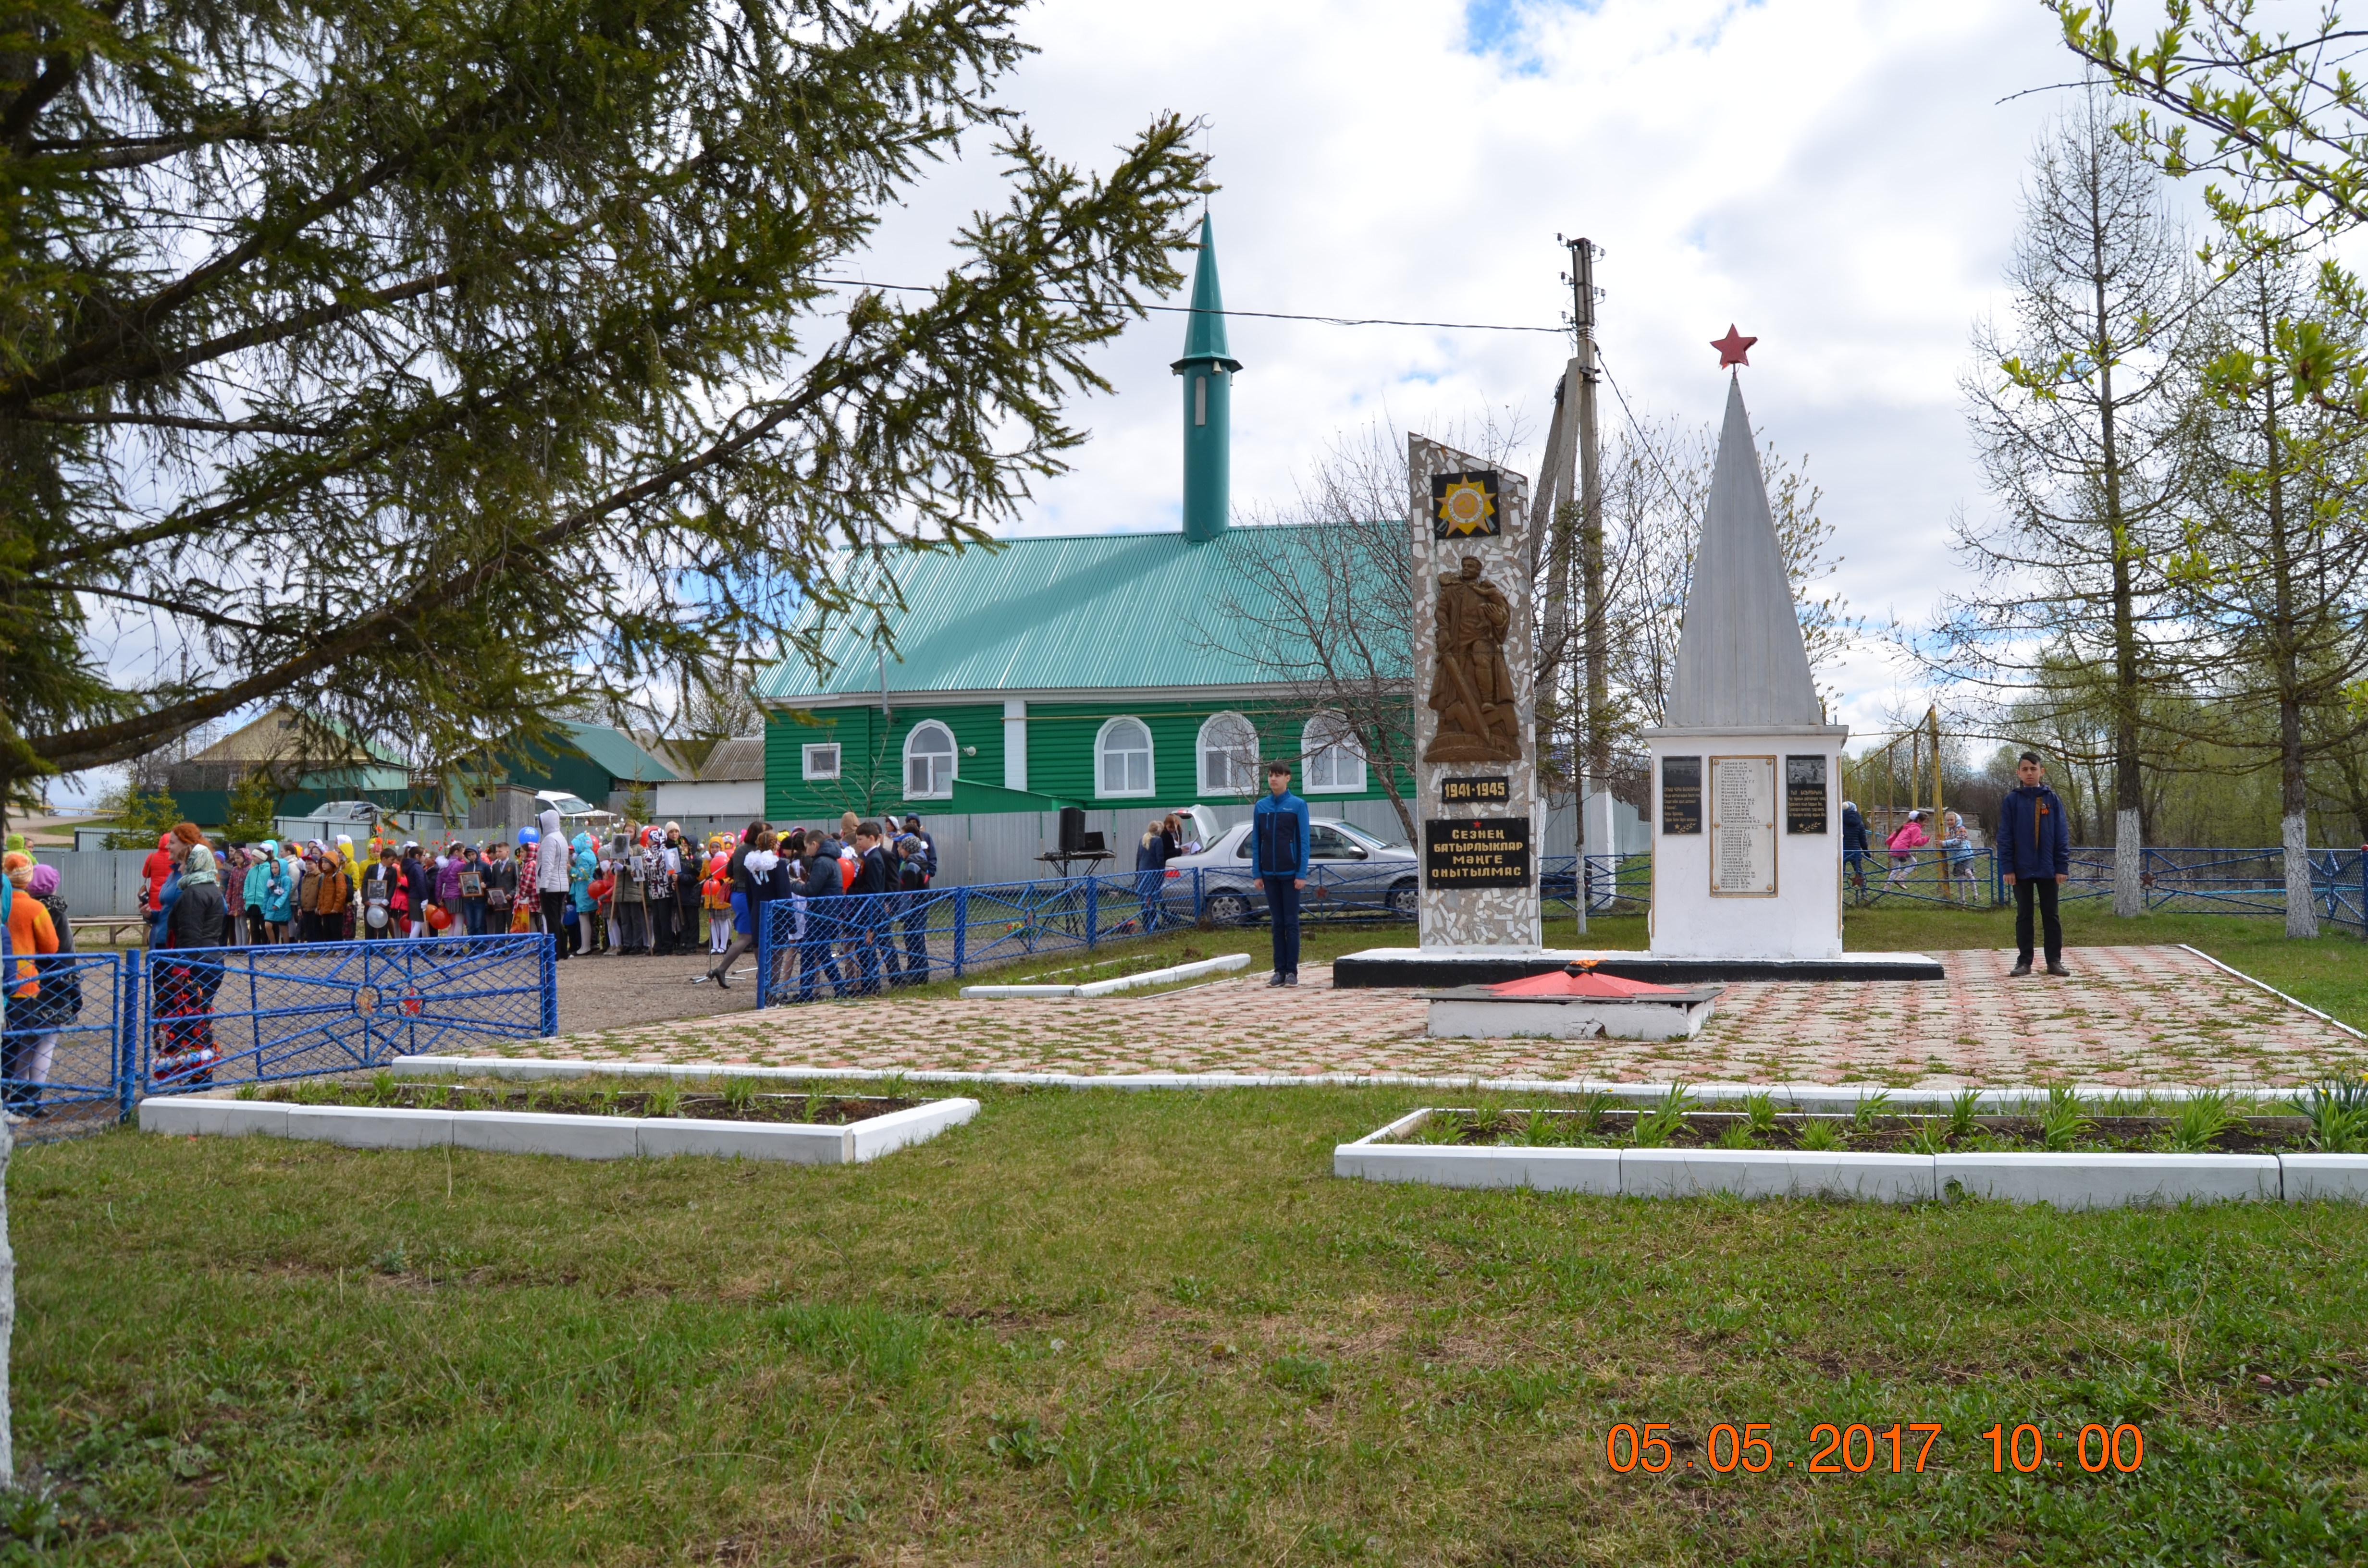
xmin=1172 ymin=213 xmax=1241 ymax=543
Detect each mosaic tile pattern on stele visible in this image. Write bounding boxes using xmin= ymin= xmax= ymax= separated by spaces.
xmin=478 ymin=945 xmax=2366 ymax=1089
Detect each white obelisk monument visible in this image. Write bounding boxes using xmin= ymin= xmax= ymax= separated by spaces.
xmin=1640 ymin=366 xmax=1848 ymax=959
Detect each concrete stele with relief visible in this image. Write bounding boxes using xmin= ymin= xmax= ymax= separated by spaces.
xmin=1408 ymin=438 xmax=1540 ymax=950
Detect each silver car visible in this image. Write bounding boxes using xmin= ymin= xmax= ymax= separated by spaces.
xmin=1162 ymin=816 xmax=1419 ymax=922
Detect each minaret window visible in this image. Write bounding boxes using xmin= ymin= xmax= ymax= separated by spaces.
xmin=1195 ymin=374 xmax=1207 ymax=427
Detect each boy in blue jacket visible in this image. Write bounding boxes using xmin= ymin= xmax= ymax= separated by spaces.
xmin=1996 ymin=751 xmax=2072 ymax=977
xmin=1250 ymin=760 xmax=1311 ymax=986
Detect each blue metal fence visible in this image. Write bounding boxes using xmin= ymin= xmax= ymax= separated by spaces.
xmin=142 ymin=932 xmax=556 ymax=1095
xmin=2045 ymin=846 xmax=2367 ymax=931
xmin=0 ymin=949 xmax=131 ymax=1134
xmin=0 ymin=932 xmax=555 ymax=1133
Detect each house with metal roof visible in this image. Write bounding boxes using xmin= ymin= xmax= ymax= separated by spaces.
xmin=757 ymin=217 xmax=1414 ymax=841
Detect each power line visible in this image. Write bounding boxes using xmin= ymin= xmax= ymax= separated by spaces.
xmin=1594 ymin=348 xmax=1696 ymax=515
xmin=809 ymin=276 xmax=1566 ymax=334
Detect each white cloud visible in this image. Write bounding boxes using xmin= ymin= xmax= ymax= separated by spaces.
xmin=848 ymin=0 xmax=2156 ymax=741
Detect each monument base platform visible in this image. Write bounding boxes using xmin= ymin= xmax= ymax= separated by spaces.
xmin=1332 ymin=947 xmax=1945 ymax=988
xmin=1427 ymin=987 xmax=1721 ymax=1042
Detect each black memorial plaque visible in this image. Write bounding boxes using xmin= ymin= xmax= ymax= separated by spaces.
xmin=1661 ymin=756 xmax=1702 ymax=835
xmin=1785 ymin=755 xmax=1829 ymax=835
xmin=1423 ymin=817 xmax=1532 ymax=888
xmin=1440 ymin=775 xmax=1510 ymax=806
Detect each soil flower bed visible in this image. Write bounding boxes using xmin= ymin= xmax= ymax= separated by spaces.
xmin=240 ymin=1074 xmax=927 ymax=1126
xmin=1381 ymin=1084 xmax=2368 ymax=1157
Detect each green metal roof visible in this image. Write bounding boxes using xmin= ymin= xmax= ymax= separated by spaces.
xmin=556 ymin=721 xmax=678 ymax=782
xmin=758 ymin=526 xmax=1397 ymax=704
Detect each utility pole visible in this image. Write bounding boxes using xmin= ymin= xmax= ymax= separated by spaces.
xmin=1563 ymin=236 xmax=1610 ymax=907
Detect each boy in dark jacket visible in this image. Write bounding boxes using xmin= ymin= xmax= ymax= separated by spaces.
xmin=798 ymin=834 xmax=847 ymax=1001
xmin=1250 ymin=760 xmax=1312 ymax=986
xmin=1996 ymin=751 xmax=2072 ymax=977
xmin=848 ymin=822 xmax=891 ymax=994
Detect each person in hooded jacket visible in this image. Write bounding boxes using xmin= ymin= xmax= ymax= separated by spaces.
xmin=155 ymin=828 xmax=230 ymax=1083
xmin=795 ymin=832 xmax=847 ymax=1001
xmin=1996 ymin=751 xmax=2073 ymax=977
xmin=1841 ymin=801 xmax=1870 ymax=897
xmin=534 ymin=809 xmax=574 ymax=956
xmin=10 ymin=861 xmax=78 ymax=1115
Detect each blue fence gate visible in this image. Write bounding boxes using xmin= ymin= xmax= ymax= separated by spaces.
xmin=1 ymin=932 xmax=555 ymax=1134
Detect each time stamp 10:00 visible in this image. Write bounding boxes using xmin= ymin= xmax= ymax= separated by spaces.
xmin=1603 ymin=1422 xmax=2146 ymax=1477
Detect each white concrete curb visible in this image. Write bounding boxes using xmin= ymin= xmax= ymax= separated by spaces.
xmin=384 ymin=1057 xmax=2321 ymax=1111
xmin=2273 ymin=1153 xmax=2368 ymax=1202
xmin=1332 ymin=1111 xmax=2367 ymax=1206
xmin=1935 ymin=1152 xmax=2280 ymax=1210
xmin=138 ymin=1092 xmax=979 ymax=1164
xmin=960 ymin=953 xmax=1250 ymax=999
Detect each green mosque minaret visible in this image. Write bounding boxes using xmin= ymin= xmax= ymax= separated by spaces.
xmin=1171 ymin=213 xmax=1241 ymax=543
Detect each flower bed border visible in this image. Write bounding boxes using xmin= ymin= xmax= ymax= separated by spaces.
xmin=138 ymin=1091 xmax=977 ymax=1164
xmin=1335 ymin=1108 xmax=2368 ymax=1207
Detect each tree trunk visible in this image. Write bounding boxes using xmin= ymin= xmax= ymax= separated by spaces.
xmin=2096 ymin=241 xmax=2147 ymax=919
xmin=0 ymin=1113 xmax=13 ymax=1488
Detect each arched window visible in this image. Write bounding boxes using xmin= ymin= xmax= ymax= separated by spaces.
xmin=1302 ymin=711 xmax=1366 ymax=793
xmin=1196 ymin=711 xmax=1260 ymax=796
xmin=1096 ymin=717 xmax=1154 ymax=797
xmin=903 ymin=721 xmax=957 ymax=799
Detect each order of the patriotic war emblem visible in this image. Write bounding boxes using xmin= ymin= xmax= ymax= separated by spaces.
xmin=1431 ymin=470 xmax=1502 ymax=539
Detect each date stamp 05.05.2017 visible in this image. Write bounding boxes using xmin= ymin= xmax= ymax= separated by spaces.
xmin=1602 ymin=1421 xmax=2146 ymax=1477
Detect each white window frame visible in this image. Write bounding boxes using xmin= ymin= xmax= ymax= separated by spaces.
xmin=902 ymin=721 xmax=957 ymax=800
xmin=802 ymin=743 xmax=842 ymax=781
xmin=1301 ymin=712 xmax=1367 ymax=794
xmin=1095 ymin=716 xmax=1156 ymax=798
xmin=1196 ymin=711 xmax=1261 ymax=796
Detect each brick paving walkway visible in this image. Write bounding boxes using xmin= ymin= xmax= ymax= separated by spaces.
xmin=462 ymin=945 xmax=2366 ymax=1090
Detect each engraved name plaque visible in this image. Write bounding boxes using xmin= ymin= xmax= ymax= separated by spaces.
xmin=1709 ymin=754 xmax=1777 ymax=896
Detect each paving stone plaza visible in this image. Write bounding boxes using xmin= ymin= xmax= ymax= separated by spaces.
xmin=483 ymin=943 xmax=2366 ymax=1090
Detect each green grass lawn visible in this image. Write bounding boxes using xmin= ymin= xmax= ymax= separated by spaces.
xmin=14 ymin=1087 xmax=2367 ymax=1564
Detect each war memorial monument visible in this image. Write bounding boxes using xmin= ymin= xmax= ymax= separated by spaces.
xmin=1337 ymin=364 xmax=1942 ymax=990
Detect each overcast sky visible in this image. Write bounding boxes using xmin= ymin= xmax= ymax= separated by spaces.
xmin=58 ymin=0 xmax=2190 ymax=810
xmin=847 ymin=0 xmax=2155 ymax=743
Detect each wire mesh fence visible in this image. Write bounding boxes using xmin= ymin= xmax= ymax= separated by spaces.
xmin=2 ymin=950 xmax=130 ymax=1138
xmin=139 ymin=933 xmax=556 ymax=1097
xmin=2055 ymin=847 xmax=2368 ymax=931
xmin=1842 ymin=846 xmax=2002 ymax=908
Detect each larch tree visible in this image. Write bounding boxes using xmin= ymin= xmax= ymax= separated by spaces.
xmin=1939 ymin=91 xmax=2202 ymax=915
xmin=0 ymin=0 xmax=1208 ymax=815
xmin=2178 ymin=254 xmax=2368 ymax=935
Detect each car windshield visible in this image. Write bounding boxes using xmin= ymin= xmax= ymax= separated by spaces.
xmin=1335 ymin=821 xmax=1402 ymax=851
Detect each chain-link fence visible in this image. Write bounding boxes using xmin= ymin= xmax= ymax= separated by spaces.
xmin=140 ymin=932 xmax=556 ymax=1094
xmin=1 ymin=949 xmax=132 ymax=1137
xmin=2054 ymin=846 xmax=2367 ymax=931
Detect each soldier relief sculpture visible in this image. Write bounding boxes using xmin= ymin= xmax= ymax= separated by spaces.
xmin=1424 ymin=555 xmax=1521 ymax=762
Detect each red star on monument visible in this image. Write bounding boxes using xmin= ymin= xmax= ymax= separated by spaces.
xmin=1711 ymin=325 xmax=1757 ymax=369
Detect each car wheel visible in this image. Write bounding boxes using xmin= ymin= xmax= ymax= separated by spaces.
xmin=1204 ymin=891 xmax=1253 ymax=926
xmin=1387 ymin=880 xmax=1418 ymax=919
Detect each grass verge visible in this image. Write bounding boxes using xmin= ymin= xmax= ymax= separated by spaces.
xmin=13 ymin=1085 xmax=2366 ymax=1564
